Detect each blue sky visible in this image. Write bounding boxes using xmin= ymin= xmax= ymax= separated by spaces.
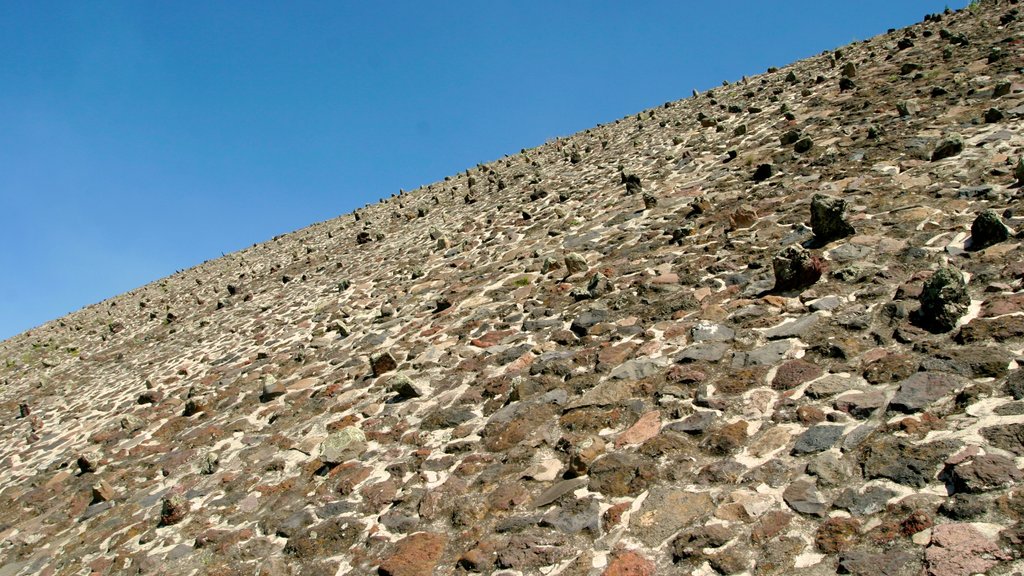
xmin=0 ymin=1 xmax=965 ymax=341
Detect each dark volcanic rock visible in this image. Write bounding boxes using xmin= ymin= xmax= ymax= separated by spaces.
xmin=969 ymin=210 xmax=1010 ymax=251
xmin=889 ymin=371 xmax=968 ymax=413
xmin=915 ymin=267 xmax=969 ymax=333
xmin=772 ymin=245 xmax=825 ymax=292
xmin=810 ymin=194 xmax=855 ymax=243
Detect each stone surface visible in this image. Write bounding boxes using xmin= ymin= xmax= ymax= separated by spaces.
xmin=3 ymin=5 xmax=1024 ymax=574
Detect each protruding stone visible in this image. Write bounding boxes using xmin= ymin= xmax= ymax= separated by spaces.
xmin=810 ymin=194 xmax=855 ymax=243
xmin=969 ymin=210 xmax=1010 ymax=250
xmin=159 ymin=493 xmax=191 ymax=526
xmin=564 ymin=252 xmax=588 ymax=275
xmin=930 ymin=133 xmax=963 ymax=161
xmin=916 ymin=267 xmax=969 ymax=333
xmin=389 ymin=373 xmax=427 ymax=400
xmin=320 ymin=427 xmax=367 ymax=465
xmin=77 ymin=451 xmax=101 ymax=474
xmin=642 ymin=192 xmax=657 ymax=209
xmin=752 ymin=163 xmax=773 ymax=182
xmin=91 ymin=480 xmax=116 ymax=503
xmin=370 ymin=351 xmax=398 ymax=376
xmin=772 ymin=245 xmax=825 ymax=292
xmin=260 ymin=375 xmax=285 ymax=402
xmin=1015 ymin=157 xmax=1024 ymax=185
xmin=621 ymin=172 xmax=642 ymax=195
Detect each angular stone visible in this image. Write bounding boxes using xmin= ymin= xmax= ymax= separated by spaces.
xmin=926 ymin=523 xmax=1010 ymax=576
xmin=930 ymin=133 xmax=963 ymax=161
xmin=951 ymin=454 xmax=1023 ymax=493
xmin=773 ymin=245 xmax=825 ymax=292
xmin=320 ymin=427 xmax=367 ymax=465
xmin=389 ymin=373 xmax=427 ymax=400
xmin=602 ymin=550 xmax=655 ymax=576
xmin=810 ymin=194 xmax=855 ymax=243
xmin=783 ymin=479 xmax=827 ymax=517
xmin=889 ymin=371 xmax=968 ymax=413
xmin=565 ymin=252 xmax=589 ymax=275
xmin=916 ymin=267 xmax=969 ymax=333
xmin=159 ymin=493 xmax=190 ymax=526
xmin=969 ymin=210 xmax=1010 ymax=251
xmin=371 ymin=351 xmax=398 ymax=376
xmin=588 ymin=452 xmax=657 ymax=497
xmin=981 ymin=423 xmax=1024 ymax=456
xmin=792 ymin=425 xmax=845 ymax=455
xmin=630 ymin=486 xmax=712 ymax=546
xmin=772 ymin=359 xmax=823 ymax=390
xmin=378 ymin=532 xmax=447 ymax=576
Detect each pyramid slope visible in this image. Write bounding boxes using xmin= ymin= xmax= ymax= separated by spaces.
xmin=3 ymin=2 xmax=1024 ymax=574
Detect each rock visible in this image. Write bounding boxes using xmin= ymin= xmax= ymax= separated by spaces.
xmin=159 ymin=493 xmax=190 ymax=526
xmin=838 ymin=548 xmax=923 ymax=576
xmin=570 ymin=308 xmax=610 ymax=337
xmin=772 ymin=359 xmax=823 ymax=390
xmin=495 ymin=534 xmax=567 ymax=570
xmin=370 ymin=351 xmax=398 ymax=376
xmin=1016 ymin=157 xmax=1024 ymax=185
xmin=602 ymin=550 xmax=655 ymax=576
xmin=91 ymin=480 xmax=116 ymax=503
xmin=815 ymin=517 xmax=861 ymax=553
xmin=930 ymin=133 xmax=963 ymax=161
xmin=925 ymin=523 xmax=1010 ymax=576
xmin=834 ymin=390 xmax=885 ymax=418
xmin=794 ymin=137 xmax=813 ymax=153
xmin=320 ymin=427 xmax=367 ymax=465
xmin=889 ymin=371 xmax=968 ymax=413
xmin=916 ymin=267 xmax=969 ymax=333
xmin=956 ymin=315 xmax=1024 ymax=343
xmin=981 ymin=423 xmax=1024 ymax=456
xmin=630 ymin=486 xmax=712 ymax=546
xmin=969 ymin=210 xmax=1010 ymax=250
xmin=389 ymin=373 xmax=427 ymax=400
xmin=260 ymin=375 xmax=285 ymax=402
xmin=565 ymin=252 xmax=589 ymax=275
xmin=588 ymin=452 xmax=657 ymax=497
xmin=772 ymin=245 xmax=825 ymax=292
xmin=752 ymin=163 xmax=773 ymax=182
xmin=783 ymin=479 xmax=828 ymax=516
xmin=951 ymin=454 xmax=1023 ymax=493
xmin=378 ymin=532 xmax=447 ymax=576
xmin=792 ymin=425 xmax=845 ymax=455
xmin=861 ymin=436 xmax=953 ymax=487
xmin=834 ymin=485 xmax=896 ymax=516
xmin=810 ymin=194 xmax=855 ymax=243
xmin=77 ymin=451 xmax=102 ymax=474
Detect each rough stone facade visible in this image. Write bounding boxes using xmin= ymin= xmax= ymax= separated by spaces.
xmin=2 ymin=3 xmax=1024 ymax=574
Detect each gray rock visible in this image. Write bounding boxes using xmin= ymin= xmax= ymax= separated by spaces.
xmin=792 ymin=425 xmax=845 ymax=455
xmin=389 ymin=373 xmax=428 ymax=400
xmin=539 ymin=497 xmax=601 ymax=534
xmin=564 ymin=252 xmax=588 ymax=275
xmin=570 ymin=308 xmax=609 ymax=337
xmin=320 ymin=427 xmax=367 ymax=465
xmin=916 ymin=267 xmax=969 ymax=333
xmin=810 ymin=194 xmax=855 ymax=243
xmin=783 ymin=479 xmax=828 ymax=516
xmin=969 ymin=210 xmax=1010 ymax=250
xmin=761 ymin=312 xmax=823 ymax=340
xmin=834 ymin=485 xmax=896 ymax=516
xmin=733 ymin=339 xmax=795 ymax=368
xmin=677 ymin=342 xmax=730 ymax=363
xmin=532 ymin=478 xmax=589 ymax=508
xmin=889 ymin=371 xmax=968 ymax=413
xmin=930 ymin=133 xmax=963 ymax=161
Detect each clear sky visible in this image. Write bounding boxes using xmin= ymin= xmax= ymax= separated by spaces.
xmin=0 ymin=1 xmax=965 ymax=341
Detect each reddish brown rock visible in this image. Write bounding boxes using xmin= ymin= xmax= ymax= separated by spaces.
xmin=378 ymin=532 xmax=447 ymax=576
xmin=772 ymin=359 xmax=823 ymax=390
xmin=602 ymin=550 xmax=655 ymax=576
